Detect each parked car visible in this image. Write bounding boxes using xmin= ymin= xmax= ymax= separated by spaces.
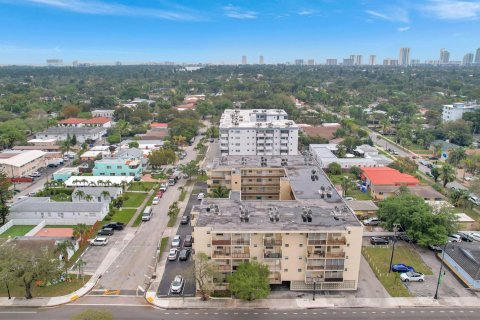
xmin=467 ymin=232 xmax=480 ymax=242
xmin=458 ymin=232 xmax=474 ymax=242
xmin=170 ymin=275 xmax=185 ymax=294
xmin=391 ymin=264 xmax=414 ymax=273
xmin=167 ymin=249 xmax=179 ymax=261
xmin=91 ymin=237 xmax=108 ymax=246
xmin=197 ymin=192 xmax=205 ymax=200
xmin=156 ymin=191 xmax=163 ymax=198
xmin=344 ymin=197 xmax=354 ymax=201
xmin=184 ymin=235 xmax=193 ymax=247
xmin=29 ymin=171 xmax=41 ymax=177
xmin=468 ymin=194 xmax=480 ymax=206
xmin=448 ymin=234 xmax=462 ymax=242
xmin=17 ymin=196 xmax=28 ymax=201
xmin=141 ymin=206 xmax=153 ymax=221
xmin=97 ymin=228 xmax=114 ymax=236
xmin=370 ymin=237 xmax=389 ymax=245
xmin=362 ymin=217 xmax=380 ymax=226
xmin=428 ymin=244 xmax=443 ymax=252
xmin=180 ymin=215 xmax=190 ymax=225
xmin=172 ymin=235 xmax=182 ymax=248
xmin=152 ymin=197 xmax=160 ymax=205
xmin=179 ymin=249 xmax=191 ymax=261
xmin=398 ymin=234 xmax=416 ymax=243
xmin=160 ymin=183 xmax=168 ymax=192
xmin=103 ymin=222 xmax=125 ymax=231
xmin=400 ymin=271 xmax=425 ymax=282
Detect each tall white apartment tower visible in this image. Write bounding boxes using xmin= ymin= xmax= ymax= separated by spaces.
xmin=474 ymin=48 xmax=480 ymax=64
xmin=355 ymin=55 xmax=363 ymax=65
xmin=242 ymin=56 xmax=247 ymax=65
xmin=259 ymin=55 xmax=264 ymax=65
xmin=399 ymin=47 xmax=410 ymax=66
xmin=440 ymin=49 xmax=450 ymax=64
xmin=219 ymin=109 xmax=299 ymax=156
xmin=369 ymin=55 xmax=376 ymax=66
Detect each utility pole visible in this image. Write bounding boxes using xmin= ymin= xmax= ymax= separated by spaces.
xmin=313 ymin=280 xmax=316 ymax=301
xmin=434 ymin=242 xmax=447 ymax=299
xmin=388 ymin=224 xmax=399 ymax=273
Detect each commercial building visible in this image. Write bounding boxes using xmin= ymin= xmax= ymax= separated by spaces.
xmin=91 ymin=109 xmax=115 ymax=118
xmin=35 ymin=127 xmax=107 ymax=143
xmin=361 ymin=167 xmax=419 ymax=200
xmin=295 ymin=59 xmax=304 ymax=66
xmin=442 ymin=102 xmax=479 ymax=122
xmin=440 ymin=48 xmax=450 ymax=64
xmin=309 ymin=144 xmax=391 ymax=170
xmin=27 ymin=138 xmax=57 ymax=147
xmin=92 ymin=148 xmax=145 ymax=178
xmin=463 ymin=53 xmax=474 ymax=66
xmin=326 ymin=59 xmax=337 ymax=65
xmin=194 ymin=154 xmax=363 ymax=291
xmin=0 ymin=150 xmax=47 ymax=178
xmin=52 ymin=167 xmax=79 ymax=182
xmin=9 ymin=197 xmax=109 ymax=225
xmin=219 ymin=109 xmax=299 ymax=156
xmin=307 ymin=59 xmax=315 ymax=66
xmin=342 ymin=58 xmax=354 ymax=66
xmin=476 ymin=48 xmax=480 ymax=64
xmin=399 ymin=47 xmax=410 ymax=66
xmin=369 ymin=55 xmax=376 ymax=66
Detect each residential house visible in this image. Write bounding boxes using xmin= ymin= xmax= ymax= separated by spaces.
xmin=57 ymin=117 xmax=112 ymax=128
xmin=9 ymin=197 xmax=109 ymax=225
xmin=346 ymin=200 xmax=379 ymax=218
xmin=52 ymin=167 xmax=79 ymax=182
xmin=35 ymin=127 xmax=107 ymax=143
xmin=92 ymin=158 xmax=143 ymax=179
xmin=430 ymin=140 xmax=461 ymax=159
xmin=0 ymin=150 xmax=47 ymax=178
xmin=92 ymin=109 xmax=115 ymax=118
xmin=72 ymin=187 xmax=123 ymax=203
xmin=27 ymin=138 xmax=57 ymax=147
xmin=442 ymin=242 xmax=480 ymax=289
xmin=361 ymin=167 xmax=420 ymax=200
xmin=370 ymin=185 xmax=445 ymax=201
xmin=310 ymin=144 xmax=391 ymax=170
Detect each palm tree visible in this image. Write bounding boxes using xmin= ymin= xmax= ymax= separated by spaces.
xmin=97 ymin=180 xmax=105 ymax=187
xmin=440 ymin=163 xmax=456 ymax=187
xmin=450 ymin=189 xmax=471 ymax=210
xmin=448 ymin=147 xmax=466 ymax=168
xmin=104 ymin=180 xmax=112 ymax=187
xmin=73 ymin=224 xmax=90 ymax=245
xmin=76 ymin=259 xmax=87 ymax=282
xmin=210 ymin=186 xmax=230 ymax=198
xmin=100 ymin=191 xmax=111 ymax=201
xmin=74 ymin=190 xmax=85 ymax=201
xmin=55 ymin=240 xmax=75 ymax=276
xmin=433 ymin=143 xmax=443 ymax=158
xmin=84 ymin=194 xmax=94 ymax=202
xmin=60 ymin=139 xmax=71 ymax=156
xmin=340 ymin=176 xmax=355 ymax=197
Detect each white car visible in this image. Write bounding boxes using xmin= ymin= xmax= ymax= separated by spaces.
xmin=170 ymin=275 xmax=185 ymax=294
xmin=17 ymin=196 xmax=28 ymax=201
xmin=168 ymin=249 xmax=179 ymax=261
xmin=152 ymin=197 xmax=160 ymax=205
xmin=197 ymin=193 xmax=205 ymax=200
xmin=467 ymin=232 xmax=480 ymax=242
xmin=90 ymin=237 xmax=108 ymax=246
xmin=29 ymin=171 xmax=41 ymax=177
xmin=400 ymin=271 xmax=425 ymax=282
xmin=171 ymin=235 xmax=182 ymax=248
xmin=344 ymin=197 xmax=354 ymax=201
xmin=448 ymin=234 xmax=462 ymax=242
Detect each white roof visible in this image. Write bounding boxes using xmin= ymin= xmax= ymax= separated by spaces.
xmin=0 ymin=150 xmax=46 ymax=167
xmin=54 ymin=167 xmax=79 ymax=174
xmin=64 ymin=176 xmax=134 ymax=187
xmin=90 ymin=146 xmax=110 ymax=151
xmin=456 ymin=213 xmax=475 ymax=223
xmin=28 ymin=138 xmax=56 ymax=143
xmin=81 ymin=150 xmax=103 ymax=158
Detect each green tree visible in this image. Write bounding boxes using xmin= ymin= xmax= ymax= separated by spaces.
xmin=227 ymin=261 xmax=270 ymax=301
xmin=0 ymin=244 xmax=17 ymax=299
xmin=193 ymin=252 xmax=218 ymax=301
xmin=377 ymin=193 xmax=457 ymax=246
xmin=388 ymin=156 xmax=418 ymax=174
xmin=327 ymin=162 xmax=342 ymax=175
xmin=430 ymin=166 xmax=441 ymax=182
xmin=209 ymin=186 xmax=230 ymax=198
xmin=71 ymin=309 xmax=113 ymax=320
xmin=62 ymin=105 xmax=80 ymax=118
xmin=54 ymin=240 xmax=75 ymax=276
xmin=70 ymin=134 xmax=77 ymax=146
xmin=73 ymin=224 xmax=90 ymax=245
xmin=447 ymin=147 xmax=466 ymax=168
xmin=128 ymin=141 xmax=139 ymax=148
xmin=449 ymin=189 xmax=471 ymax=210
xmin=148 ymin=148 xmax=176 ymax=168
xmin=179 ymin=161 xmax=200 ymax=180
xmin=440 ymin=163 xmax=456 ymax=187
xmin=107 ymin=133 xmax=121 ymax=145
xmin=0 ymin=169 xmax=12 ymax=225
xmin=340 ymin=176 xmax=355 ymax=197
xmin=349 ymin=166 xmax=361 ymax=178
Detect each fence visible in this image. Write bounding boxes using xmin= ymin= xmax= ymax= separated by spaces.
xmin=0 ymin=219 xmax=45 ymax=236
xmin=25 ymin=220 xmax=46 ymax=237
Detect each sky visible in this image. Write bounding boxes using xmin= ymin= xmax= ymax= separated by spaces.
xmin=0 ymin=0 xmax=479 ymax=65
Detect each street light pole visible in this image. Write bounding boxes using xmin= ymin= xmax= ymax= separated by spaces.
xmin=313 ymin=280 xmax=316 ymax=301
xmin=434 ymin=243 xmax=447 ymax=300
xmin=388 ymin=224 xmax=399 ymax=273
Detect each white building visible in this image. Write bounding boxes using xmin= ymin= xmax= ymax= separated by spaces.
xmin=9 ymin=197 xmax=109 ymax=225
xmin=219 ymin=109 xmax=299 ymax=156
xmin=64 ymin=175 xmax=134 ymax=187
xmin=91 ymin=109 xmax=115 ymax=118
xmin=442 ymin=102 xmax=478 ymax=122
xmin=0 ymin=150 xmax=47 ymax=178
xmin=35 ymin=127 xmax=107 ymax=143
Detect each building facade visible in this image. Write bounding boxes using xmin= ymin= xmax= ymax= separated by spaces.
xmin=0 ymin=150 xmax=47 ymax=178
xmin=399 ymin=47 xmax=410 ymax=66
xmin=92 ymin=158 xmax=143 ymax=178
xmin=442 ymin=102 xmax=478 ymax=122
xmin=219 ymin=109 xmax=299 ymax=156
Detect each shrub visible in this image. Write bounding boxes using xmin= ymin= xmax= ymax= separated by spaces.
xmin=104 ymin=215 xmax=112 ymax=221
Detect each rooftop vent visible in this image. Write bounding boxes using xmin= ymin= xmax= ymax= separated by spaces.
xmin=311 ymin=169 xmax=319 ymax=181
xmin=239 ymin=206 xmax=250 ymax=223
xmin=281 ymin=158 xmax=288 ymax=166
xmin=301 ymin=207 xmax=313 ymax=223
xmin=268 ymin=207 xmax=280 ymax=223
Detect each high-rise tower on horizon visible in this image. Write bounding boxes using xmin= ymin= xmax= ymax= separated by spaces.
xmin=399 ymin=48 xmax=410 ymax=66
xmin=369 ymin=55 xmax=376 ymax=66
xmin=463 ymin=53 xmax=474 ymax=66
xmin=242 ymin=55 xmax=247 ymax=65
xmin=259 ymin=55 xmax=264 ymax=65
xmin=475 ymin=48 xmax=480 ymax=64
xmin=440 ymin=48 xmax=450 ymax=64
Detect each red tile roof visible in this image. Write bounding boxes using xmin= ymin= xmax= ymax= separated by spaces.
xmin=34 ymin=228 xmax=74 ymax=238
xmin=362 ymin=167 xmax=419 ymax=186
xmin=58 ymin=118 xmax=85 ymax=124
xmin=82 ymin=117 xmax=112 ymax=124
xmin=175 ymin=103 xmax=195 ymax=110
xmin=150 ymin=122 xmax=168 ymax=128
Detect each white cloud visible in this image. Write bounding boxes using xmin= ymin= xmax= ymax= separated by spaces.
xmin=223 ymin=5 xmax=257 ymax=19
xmin=422 ymin=0 xmax=480 ymax=20
xmin=365 ymin=7 xmax=410 ymax=23
xmin=397 ymin=26 xmax=411 ymax=32
xmin=298 ymin=9 xmax=317 ymax=16
xmin=11 ymin=0 xmax=200 ymax=21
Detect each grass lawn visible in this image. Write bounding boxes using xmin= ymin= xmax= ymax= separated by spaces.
xmin=0 ymin=225 xmax=35 ymax=238
xmin=346 ymin=189 xmax=372 ymax=200
xmin=179 ymin=189 xmax=187 ymax=202
xmin=409 ymin=143 xmax=430 ymax=153
xmin=108 ymin=208 xmax=137 ymax=224
xmin=363 ymin=245 xmax=432 ymax=297
xmin=129 ymin=182 xmax=158 ymax=192
xmin=122 ymin=192 xmax=148 ymax=208
xmin=159 ymin=237 xmax=169 ymax=259
xmin=0 ymin=275 xmax=91 ymax=298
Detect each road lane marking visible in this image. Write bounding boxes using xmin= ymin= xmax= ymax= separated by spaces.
xmin=0 ymin=312 xmax=37 ymax=314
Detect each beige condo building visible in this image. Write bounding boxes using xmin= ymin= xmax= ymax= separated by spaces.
xmin=192 ymin=155 xmax=363 ymax=291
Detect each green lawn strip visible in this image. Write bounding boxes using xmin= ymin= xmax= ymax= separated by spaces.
xmin=0 ymin=225 xmax=35 ymax=238
xmin=132 ymin=188 xmax=159 ymax=227
xmin=159 ymin=237 xmax=169 ymax=258
xmin=109 ymin=208 xmax=137 ymax=224
xmin=167 ymin=208 xmax=180 ymax=228
xmin=346 ymin=189 xmax=372 ymax=200
xmin=132 ymin=213 xmax=143 ymax=227
xmin=129 ymin=182 xmax=158 ymax=192
xmin=179 ymin=189 xmax=187 ymax=202
xmin=122 ymin=192 xmax=148 ymax=207
xmin=362 ymin=245 xmax=433 ymax=297
xmin=0 ymin=275 xmax=92 ymax=298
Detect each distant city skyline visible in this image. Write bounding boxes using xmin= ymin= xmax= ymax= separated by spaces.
xmin=0 ymin=1 xmax=480 ymax=65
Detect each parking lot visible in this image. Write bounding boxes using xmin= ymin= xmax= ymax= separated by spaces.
xmin=156 ymin=182 xmax=207 ymax=297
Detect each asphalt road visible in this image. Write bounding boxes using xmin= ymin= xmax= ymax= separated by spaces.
xmin=1 ymin=306 xmax=479 ymax=320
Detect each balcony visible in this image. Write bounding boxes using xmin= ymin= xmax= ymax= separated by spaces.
xmin=216 ymin=265 xmax=232 ymax=272
xmin=327 ymin=237 xmax=347 ymax=245
xmin=281 ymin=133 xmax=289 ymax=138
xmin=212 ymin=250 xmax=231 ymax=259
xmin=212 ymin=239 xmax=231 ymax=246
xmin=326 ymin=251 xmax=345 ymax=259
xmin=325 ymin=264 xmax=345 ymax=271
xmin=308 ymin=239 xmax=327 ymax=246
xmin=306 ymin=263 xmax=325 ymax=271
xmin=269 ymin=272 xmax=282 ymax=284
xmin=307 ymin=249 xmax=325 ymax=259
xmin=231 ymin=238 xmax=250 ymax=246
xmin=264 ymin=251 xmax=282 ymax=259
xmin=263 ymin=238 xmax=282 ymax=246
xmin=231 ymin=247 xmax=250 ymax=259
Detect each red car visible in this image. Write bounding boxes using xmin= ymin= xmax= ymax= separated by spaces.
xmin=157 ymin=191 xmax=163 ymax=198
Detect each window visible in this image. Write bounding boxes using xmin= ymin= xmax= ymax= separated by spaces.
xmin=298 ymin=269 xmax=302 ymax=272
xmin=285 ymin=244 xmax=289 ymax=247
xmin=106 ymin=166 xmax=112 ymax=169
xmin=298 ymin=257 xmax=302 ymax=260
xmin=299 ymin=244 xmax=303 ymax=247
xmin=284 ymin=269 xmax=288 ymax=272
xmin=117 ymin=166 xmax=122 ymax=169
xmin=284 ymin=256 xmax=288 ymax=260
xmin=58 ymin=212 xmax=64 ymax=218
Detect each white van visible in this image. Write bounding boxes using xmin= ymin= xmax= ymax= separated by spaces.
xmin=142 ymin=206 xmax=153 ymax=221
xmin=469 ymin=194 xmax=480 ymax=206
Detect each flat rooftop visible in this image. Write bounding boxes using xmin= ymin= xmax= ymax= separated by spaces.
xmin=220 ymin=109 xmax=297 ymax=129
xmin=210 ymin=154 xmax=316 ymax=169
xmin=194 ymin=197 xmax=361 ymax=232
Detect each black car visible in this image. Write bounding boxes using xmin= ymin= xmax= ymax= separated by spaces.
xmin=184 ymin=235 xmax=193 ymax=247
xmin=398 ymin=234 xmax=416 ymax=243
xmin=103 ymin=222 xmax=125 ymax=231
xmin=458 ymin=232 xmax=474 ymax=242
xmin=98 ymin=228 xmax=114 ymax=236
xmin=180 ymin=215 xmax=190 ymax=225
xmin=370 ymin=237 xmax=389 ymax=245
xmin=179 ymin=249 xmax=191 ymax=261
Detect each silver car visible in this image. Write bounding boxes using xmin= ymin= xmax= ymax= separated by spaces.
xmin=172 ymin=235 xmax=182 ymax=248
xmin=170 ymin=275 xmax=185 ymax=294
xmin=168 ymin=249 xmax=179 ymax=261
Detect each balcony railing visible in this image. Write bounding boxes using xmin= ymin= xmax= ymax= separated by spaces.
xmin=212 ymin=240 xmax=231 ymax=245
xmin=327 ymin=237 xmax=347 ymax=245
xmin=212 ymin=251 xmax=231 ymax=259
xmin=231 ymin=240 xmax=250 ymax=246
xmin=264 ymin=239 xmax=282 ymax=246
xmin=326 ymin=252 xmax=346 ymax=259
xmin=308 ymin=240 xmax=327 ymax=246
xmin=231 ymin=252 xmax=250 ymax=258
xmin=325 ymin=265 xmax=344 ymax=270
xmin=216 ymin=265 xmax=232 ymax=272
xmin=307 ymin=251 xmax=325 ymax=259
xmin=264 ymin=252 xmax=282 ymax=259
xmin=306 ymin=265 xmax=325 ymax=271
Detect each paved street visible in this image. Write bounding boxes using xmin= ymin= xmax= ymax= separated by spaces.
xmin=1 ymin=305 xmax=480 ymax=320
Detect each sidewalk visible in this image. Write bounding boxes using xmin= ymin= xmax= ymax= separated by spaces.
xmin=145 ymin=294 xmax=480 ymax=310
xmin=0 ymin=275 xmax=99 ymax=307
